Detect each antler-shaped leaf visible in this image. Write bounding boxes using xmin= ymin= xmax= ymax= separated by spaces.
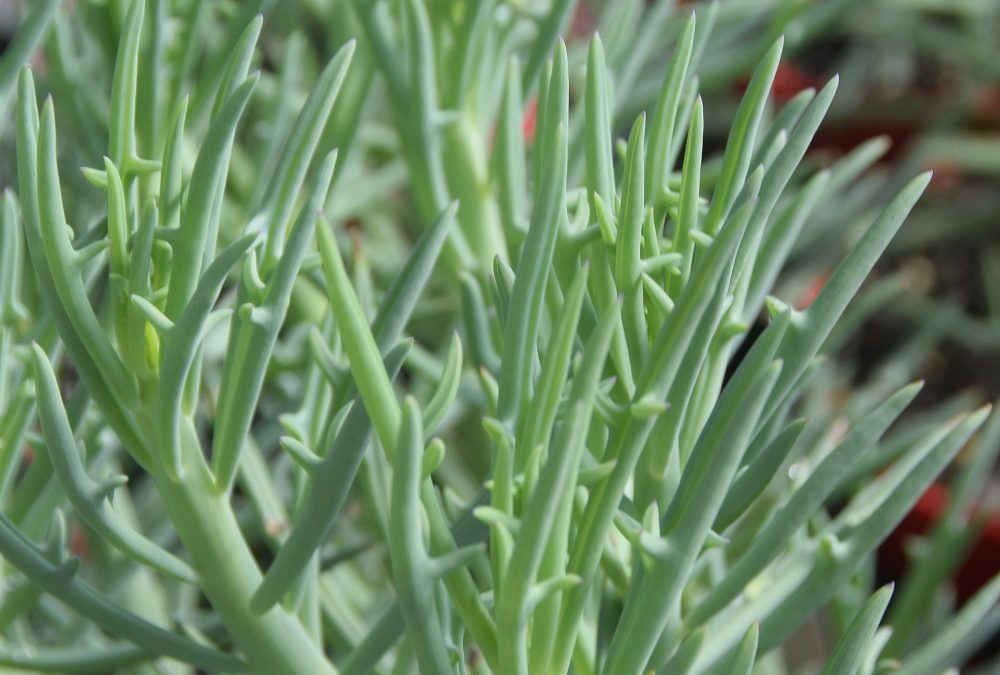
xmin=514 ymin=264 xmax=590 ymax=468
xmin=647 ymin=13 xmax=695 ymax=211
xmin=154 ymin=233 xmax=259 ymax=476
xmin=255 ymin=40 xmax=356 ymax=269
xmin=0 ymin=192 xmax=27 ymax=327
xmin=714 ymin=418 xmax=807 ymax=532
xmin=701 ymin=37 xmax=782 ymax=237
xmin=688 ymin=381 xmax=922 ymax=628
xmin=819 ymin=584 xmax=893 ymax=675
xmin=547 ymin=192 xmax=761 ymax=675
xmin=107 ymin=0 xmax=160 ymax=180
xmin=600 ymin=330 xmax=785 ymax=675
xmin=31 ymin=344 xmax=197 ymax=582
xmin=895 ymin=572 xmax=1000 ymax=675
xmin=388 ymin=396 xmax=484 ymax=675
xmin=495 ymin=56 xmax=528 ymax=245
xmin=0 ymin=0 xmax=59 ymax=126
xmin=251 ymin=341 xmax=410 ymax=614
xmin=497 ymin=291 xmax=618 ymax=675
xmin=615 ymin=113 xmax=648 ymax=364
xmin=37 ymin=100 xmax=138 ymax=414
xmin=692 ymin=407 xmax=990 ymax=674
xmin=317 ymin=190 xmax=498 ymax=670
xmin=213 ymin=152 xmax=337 ymax=492
xmin=496 ymin=40 xmax=568 ymax=426
xmin=421 ymin=332 xmax=463 ymax=438
xmin=370 ymin=201 xmax=456 ymax=353
xmin=16 ymin=69 xmax=150 ymax=464
xmin=762 ymin=171 xmax=932 ymax=426
xmin=0 ymin=512 xmax=242 ymax=672
xmin=163 ymin=74 xmax=258 ymax=321
xmin=0 ymin=640 xmax=150 ymax=673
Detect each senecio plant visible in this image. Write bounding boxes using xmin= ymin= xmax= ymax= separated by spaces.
xmin=0 ymin=0 xmax=998 ymax=673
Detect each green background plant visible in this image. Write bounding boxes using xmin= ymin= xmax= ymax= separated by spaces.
xmin=0 ymin=1 xmax=995 ymax=674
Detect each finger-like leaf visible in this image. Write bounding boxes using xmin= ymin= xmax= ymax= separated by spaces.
xmin=725 ymin=622 xmax=759 ymax=675
xmin=31 ymin=344 xmax=196 ymax=582
xmin=251 ymin=342 xmax=410 ymax=614
xmin=498 ymin=295 xmax=618 ymax=675
xmin=0 ymin=512 xmax=241 ymax=671
xmin=257 ymin=39 xmax=356 ymax=268
xmin=896 ymin=573 xmax=1000 ymax=675
xmin=820 ymin=585 xmax=893 ymax=675
xmin=688 ymin=382 xmax=922 ymax=627
xmin=213 ymin=152 xmax=337 ymax=491
xmin=646 ymin=13 xmax=695 ymax=204
xmin=497 ymin=41 xmax=568 ymax=425
xmin=387 ymin=397 xmax=454 ymax=675
xmin=422 ymin=332 xmax=462 ymax=437
xmin=164 ymin=74 xmax=258 ymax=320
xmin=156 ymin=233 xmax=258 ymax=475
xmin=702 ymin=37 xmax=782 ymax=236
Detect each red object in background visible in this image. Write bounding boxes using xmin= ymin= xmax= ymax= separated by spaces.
xmin=69 ymin=523 xmax=92 ymax=564
xmin=972 ymin=86 xmax=1000 ymax=125
xmin=569 ymin=2 xmax=597 ymax=38
xmin=772 ymin=62 xmax=822 ymax=103
xmin=487 ymin=95 xmax=537 ymax=151
xmin=925 ymin=161 xmax=962 ymax=193
xmin=522 ymin=96 xmax=538 ymax=144
xmin=734 ymin=61 xmax=822 ymax=105
xmin=811 ymin=119 xmax=919 ymax=161
xmin=796 ymin=271 xmax=830 ymax=310
xmin=964 ymin=517 xmax=1000 ymax=603
xmin=881 ymin=481 xmax=1000 ymax=605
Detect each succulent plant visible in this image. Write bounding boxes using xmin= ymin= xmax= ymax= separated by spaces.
xmin=0 ymin=1 xmax=996 ymax=674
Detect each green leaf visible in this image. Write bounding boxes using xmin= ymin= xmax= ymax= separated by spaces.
xmin=495 ymin=56 xmax=528 ymax=244
xmin=714 ymin=418 xmax=807 ymax=532
xmin=251 ymin=342 xmax=410 ymax=615
xmin=885 ymin=407 xmax=1000 ymax=656
xmin=725 ymin=622 xmax=759 ymax=675
xmin=387 ymin=397 xmax=454 ymax=675
xmin=615 ymin=114 xmax=649 ymax=365
xmin=660 ymin=626 xmax=706 ymax=675
xmin=0 ymin=0 xmax=60 ymax=128
xmin=102 ymin=159 xmax=131 ymax=357
xmin=422 ymin=333 xmax=463 ymax=437
xmin=0 ymin=512 xmax=241 ymax=672
xmin=820 ymin=585 xmax=893 ymax=675
xmin=316 ymin=204 xmax=401 ymax=454
xmin=28 ymin=92 xmax=150 ymax=461
xmin=601 ymin=357 xmax=784 ymax=675
xmin=31 ymin=344 xmax=196 ymax=582
xmin=371 ymin=202 xmax=457 ymax=353
xmin=155 ymin=233 xmax=258 ymax=475
xmin=646 ymin=13 xmax=696 ymax=204
xmin=548 ymin=194 xmax=760 ymax=675
xmin=108 ymin=0 xmax=144 ymax=173
xmin=515 ymin=263 xmax=589 ymax=468
xmin=256 ymin=39 xmax=356 ymax=269
xmin=764 ymin=172 xmax=933 ymax=424
xmin=210 ymin=14 xmax=263 ymax=120
xmin=702 ymin=37 xmax=782 ymax=236
xmin=163 ymin=74 xmax=258 ymax=320
xmin=688 ymin=382 xmax=921 ymax=627
xmin=896 ymin=573 xmax=1000 ymax=675
xmin=497 ymin=295 xmax=618 ymax=675
xmin=496 ymin=42 xmax=568 ymax=425
xmin=213 ymin=152 xmax=338 ymax=491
